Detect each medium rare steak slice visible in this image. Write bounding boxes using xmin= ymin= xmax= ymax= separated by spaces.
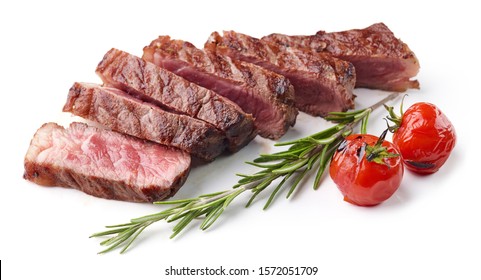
xmin=143 ymin=36 xmax=298 ymax=139
xmin=63 ymin=82 xmax=226 ymax=161
xmin=206 ymin=31 xmax=355 ymax=116
xmin=262 ymin=23 xmax=420 ymax=92
xmin=96 ymin=48 xmax=256 ymax=151
xmin=23 ymin=122 xmax=191 ymax=202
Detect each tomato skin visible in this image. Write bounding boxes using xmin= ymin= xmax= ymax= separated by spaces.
xmin=393 ymin=103 xmax=456 ymax=174
xmin=329 ymin=134 xmax=404 ymax=206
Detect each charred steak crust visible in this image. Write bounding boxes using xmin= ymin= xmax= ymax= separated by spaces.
xmin=262 ymin=23 xmax=420 ymax=92
xmin=63 ymin=82 xmax=226 ymax=161
xmin=23 ymin=122 xmax=191 ymax=202
xmin=206 ymin=31 xmax=355 ymax=116
xmin=96 ymin=48 xmax=256 ymax=152
xmin=143 ymin=36 xmax=298 ymax=139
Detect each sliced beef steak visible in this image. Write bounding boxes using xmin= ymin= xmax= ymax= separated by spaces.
xmin=24 ymin=122 xmax=191 ymax=202
xmin=63 ymin=82 xmax=226 ymax=161
xmin=262 ymin=23 xmax=420 ymax=92
xmin=206 ymin=31 xmax=355 ymax=116
xmin=143 ymin=36 xmax=298 ymax=139
xmin=96 ymin=48 xmax=255 ymax=152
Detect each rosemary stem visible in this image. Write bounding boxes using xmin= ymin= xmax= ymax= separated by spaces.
xmin=91 ymin=92 xmax=401 ymax=254
xmin=368 ymin=93 xmax=399 ymax=112
xmin=182 ymin=187 xmax=249 ymax=211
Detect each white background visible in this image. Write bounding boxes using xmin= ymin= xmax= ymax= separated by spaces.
xmin=1 ymin=0 xmax=479 ymax=279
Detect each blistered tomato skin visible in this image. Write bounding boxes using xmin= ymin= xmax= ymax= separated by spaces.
xmin=329 ymin=134 xmax=404 ymax=206
xmin=393 ymin=103 xmax=456 ymax=174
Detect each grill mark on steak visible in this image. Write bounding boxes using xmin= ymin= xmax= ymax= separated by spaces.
xmin=23 ymin=122 xmax=191 ymax=202
xmin=63 ymin=82 xmax=226 ymax=161
xmin=262 ymin=23 xmax=420 ymax=92
xmin=96 ymin=48 xmax=256 ymax=152
xmin=206 ymin=31 xmax=355 ymax=117
xmin=142 ymin=36 xmax=298 ymax=140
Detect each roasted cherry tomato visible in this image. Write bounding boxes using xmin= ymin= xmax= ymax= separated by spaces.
xmin=386 ymin=102 xmax=456 ymax=174
xmin=329 ymin=132 xmax=404 ymax=206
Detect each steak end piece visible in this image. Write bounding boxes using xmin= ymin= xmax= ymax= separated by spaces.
xmin=63 ymin=82 xmax=226 ymax=161
xmin=24 ymin=122 xmax=191 ymax=202
xmin=318 ymin=22 xmax=420 ymax=91
xmin=96 ymin=48 xmax=256 ymax=151
xmin=143 ymin=36 xmax=298 ymax=139
xmin=262 ymin=23 xmax=420 ymax=92
xmin=206 ymin=31 xmax=356 ymax=116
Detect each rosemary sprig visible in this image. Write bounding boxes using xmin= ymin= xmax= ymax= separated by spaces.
xmin=91 ymin=93 xmax=398 ymax=254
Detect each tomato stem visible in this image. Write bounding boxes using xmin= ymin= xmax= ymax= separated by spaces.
xmin=384 ymin=94 xmax=408 ymax=132
xmin=365 ymin=129 xmax=399 ymax=166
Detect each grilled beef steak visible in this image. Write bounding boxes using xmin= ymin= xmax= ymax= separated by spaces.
xmin=206 ymin=31 xmax=355 ymax=116
xmin=24 ymin=24 xmax=421 ymax=203
xmin=96 ymin=48 xmax=256 ymax=151
xmin=262 ymin=23 xmax=420 ymax=92
xmin=63 ymin=82 xmax=226 ymax=161
xmin=143 ymin=36 xmax=298 ymax=139
xmin=23 ymin=122 xmax=191 ymax=202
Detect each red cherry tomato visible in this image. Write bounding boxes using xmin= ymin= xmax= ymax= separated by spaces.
xmin=329 ymin=133 xmax=404 ymax=206
xmin=390 ymin=102 xmax=456 ymax=174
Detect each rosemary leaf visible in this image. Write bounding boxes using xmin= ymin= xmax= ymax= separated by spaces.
xmin=200 ymin=205 xmax=225 ymax=230
xmin=245 ymin=161 xmax=286 ymax=169
xmin=119 ymin=223 xmax=151 ymax=254
xmin=90 ymin=227 xmax=132 ymax=238
xmin=198 ymin=191 xmax=228 ymax=198
xmin=100 ymin=226 xmax=139 ymax=247
xmin=307 ymin=152 xmax=322 ymax=170
xmin=276 ymin=125 xmax=341 ymax=146
xmin=253 ymin=151 xmax=298 ymax=162
xmin=286 ymin=168 xmax=309 ymax=199
xmin=130 ymin=210 xmax=173 ymax=224
xmin=153 ymin=198 xmax=198 ymax=205
xmin=313 ymin=145 xmax=330 ymax=190
xmin=263 ymin=172 xmax=293 ymax=210
xmin=297 ymin=144 xmax=316 ymax=158
xmin=245 ymin=175 xmax=279 ymax=207
xmin=170 ymin=209 xmax=202 ymax=239
xmin=310 ymin=135 xmax=339 ymax=145
xmin=313 ymin=141 xmax=340 ymax=190
xmin=104 ymin=222 xmax=137 ymax=228
xmin=272 ymin=158 xmax=309 ymax=174
xmin=236 ymin=173 xmax=270 ymax=185
xmin=360 ymin=109 xmax=370 ymax=134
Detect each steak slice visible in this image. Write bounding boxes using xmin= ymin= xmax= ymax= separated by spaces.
xmin=143 ymin=36 xmax=298 ymax=139
xmin=96 ymin=48 xmax=255 ymax=152
xmin=63 ymin=82 xmax=226 ymax=161
xmin=23 ymin=122 xmax=191 ymax=202
xmin=262 ymin=23 xmax=420 ymax=92
xmin=206 ymin=31 xmax=355 ymax=116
